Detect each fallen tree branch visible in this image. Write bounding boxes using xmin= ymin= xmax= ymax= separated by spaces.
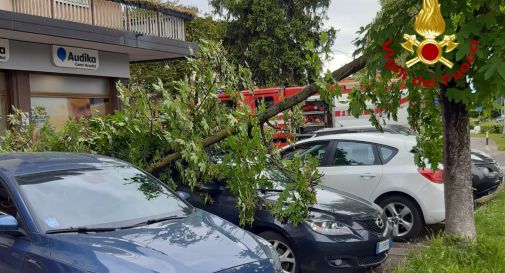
xmin=146 ymin=55 xmax=367 ymax=173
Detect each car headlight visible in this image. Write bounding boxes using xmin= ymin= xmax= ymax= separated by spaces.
xmin=305 ymin=212 xmax=353 ymax=236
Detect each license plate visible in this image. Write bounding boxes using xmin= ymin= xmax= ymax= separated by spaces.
xmin=376 ymin=239 xmax=392 ymax=254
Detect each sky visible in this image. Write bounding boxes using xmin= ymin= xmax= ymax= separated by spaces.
xmin=179 ymin=0 xmax=381 ymax=72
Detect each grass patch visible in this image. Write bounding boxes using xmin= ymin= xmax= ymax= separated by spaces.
xmin=471 ymin=133 xmax=505 ymax=151
xmin=395 ymin=190 xmax=505 ymax=273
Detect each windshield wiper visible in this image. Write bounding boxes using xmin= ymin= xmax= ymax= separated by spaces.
xmin=119 ymin=215 xmax=186 ymax=229
xmin=46 ymin=227 xmax=117 ymax=234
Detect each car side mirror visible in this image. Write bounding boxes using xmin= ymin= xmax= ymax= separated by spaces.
xmin=0 ymin=214 xmax=18 ymax=232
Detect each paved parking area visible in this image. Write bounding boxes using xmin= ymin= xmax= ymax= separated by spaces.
xmin=372 ymin=225 xmax=441 ymax=273
xmin=367 ymin=242 xmax=411 ymax=273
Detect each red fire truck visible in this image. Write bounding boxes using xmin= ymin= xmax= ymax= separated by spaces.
xmin=217 ymin=77 xmax=409 ymax=146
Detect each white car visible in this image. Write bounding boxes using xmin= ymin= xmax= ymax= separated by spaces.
xmin=282 ymin=133 xmax=445 ymax=240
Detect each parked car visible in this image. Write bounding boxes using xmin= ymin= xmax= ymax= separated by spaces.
xmin=282 ymin=133 xmax=444 ymax=241
xmin=0 ymin=153 xmax=283 ymax=273
xmin=313 ymin=124 xmax=416 ymax=138
xmin=471 ymin=149 xmax=503 ymax=199
xmin=312 ymin=125 xmax=504 ymax=199
xmin=177 ymin=166 xmax=393 ymax=273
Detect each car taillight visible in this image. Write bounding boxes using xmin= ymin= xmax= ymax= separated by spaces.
xmin=418 ymin=169 xmax=444 ymax=184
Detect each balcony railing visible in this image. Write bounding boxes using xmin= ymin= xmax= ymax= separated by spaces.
xmin=6 ymin=0 xmax=186 ymax=41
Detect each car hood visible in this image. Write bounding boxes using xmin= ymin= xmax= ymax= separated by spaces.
xmin=261 ymin=185 xmax=381 ymax=223
xmin=311 ymin=186 xmax=381 ymax=218
xmin=472 ymin=149 xmax=497 ymax=164
xmin=47 ymin=210 xmax=270 ymax=273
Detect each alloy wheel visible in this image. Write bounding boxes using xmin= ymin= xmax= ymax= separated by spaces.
xmin=268 ymin=239 xmax=296 ymax=273
xmin=384 ymin=202 xmax=414 ymax=237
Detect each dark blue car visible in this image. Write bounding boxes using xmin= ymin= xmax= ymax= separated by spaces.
xmin=178 ymin=167 xmax=393 ymax=273
xmin=0 ymin=153 xmax=282 ymax=273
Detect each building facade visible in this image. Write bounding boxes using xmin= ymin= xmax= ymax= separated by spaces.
xmin=0 ymin=0 xmax=196 ymax=131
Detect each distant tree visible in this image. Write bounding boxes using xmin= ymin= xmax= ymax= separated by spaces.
xmin=210 ymin=0 xmax=336 ymax=87
xmin=186 ymin=15 xmax=226 ymax=43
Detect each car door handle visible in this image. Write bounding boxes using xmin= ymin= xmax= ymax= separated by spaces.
xmin=360 ymin=173 xmax=376 ymax=179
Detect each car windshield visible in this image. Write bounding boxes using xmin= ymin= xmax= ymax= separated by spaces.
xmin=15 ymin=166 xmax=190 ymax=232
xmin=261 ymin=167 xmax=291 ymax=190
xmin=390 ymin=125 xmax=417 ymax=136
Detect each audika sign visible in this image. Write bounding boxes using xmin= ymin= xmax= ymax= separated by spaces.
xmin=52 ymin=45 xmax=99 ymax=70
xmin=0 ymin=39 xmax=10 ymax=62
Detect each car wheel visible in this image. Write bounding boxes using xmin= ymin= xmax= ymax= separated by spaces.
xmin=377 ymin=195 xmax=424 ymax=241
xmin=258 ymin=231 xmax=298 ymax=273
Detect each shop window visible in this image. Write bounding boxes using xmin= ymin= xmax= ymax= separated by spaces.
xmin=29 ymin=73 xmax=111 ymax=129
xmin=31 ymin=97 xmax=109 ymax=129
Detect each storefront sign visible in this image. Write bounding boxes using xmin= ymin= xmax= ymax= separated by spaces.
xmin=0 ymin=39 xmax=10 ymax=62
xmin=52 ymin=45 xmax=99 ymax=70
xmin=56 ymin=0 xmax=90 ymax=8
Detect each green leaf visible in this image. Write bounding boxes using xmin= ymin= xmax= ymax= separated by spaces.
xmin=484 ymin=62 xmax=498 ymax=81
xmin=497 ymin=62 xmax=505 ymax=81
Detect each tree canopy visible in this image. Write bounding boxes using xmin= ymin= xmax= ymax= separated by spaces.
xmin=353 ymin=0 xmax=505 ymax=164
xmin=210 ymin=0 xmax=337 ymax=87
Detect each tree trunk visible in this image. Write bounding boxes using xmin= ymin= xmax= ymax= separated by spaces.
xmin=440 ymin=85 xmax=476 ymax=241
xmin=146 ymin=55 xmax=367 ymax=173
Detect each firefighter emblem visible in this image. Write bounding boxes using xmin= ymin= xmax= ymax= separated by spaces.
xmin=401 ymin=0 xmax=458 ymax=68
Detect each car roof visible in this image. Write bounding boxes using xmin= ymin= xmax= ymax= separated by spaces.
xmin=315 ymin=124 xmax=406 ymax=134
xmin=316 ymin=125 xmax=377 ymax=132
xmin=0 ymin=152 xmax=129 ymax=177
xmin=296 ymin=133 xmax=417 ymax=148
xmin=314 ymin=126 xmax=379 ymax=136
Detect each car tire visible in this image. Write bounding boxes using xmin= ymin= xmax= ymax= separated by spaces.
xmin=258 ymin=231 xmax=299 ymax=273
xmin=377 ymin=195 xmax=424 ymax=241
